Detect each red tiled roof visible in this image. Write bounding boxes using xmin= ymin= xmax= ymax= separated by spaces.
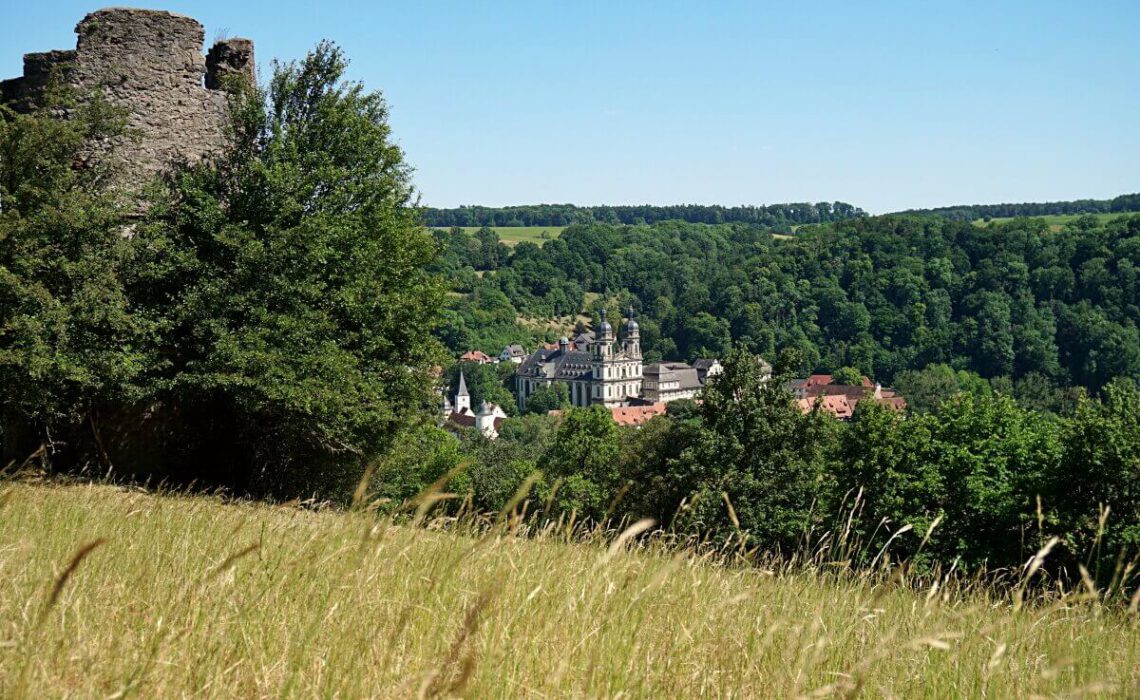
xmin=798 ymin=395 xmax=854 ymax=420
xmin=800 ymin=394 xmax=907 ymax=419
xmin=875 ymin=397 xmax=908 ymax=412
xmin=459 ymin=350 xmax=492 ymax=363
xmin=610 ymin=403 xmax=668 ymax=427
xmin=806 ymin=385 xmax=867 ymax=399
xmin=447 ymin=412 xmax=506 ymax=430
xmin=805 ymin=374 xmax=873 ymax=389
xmin=448 ymin=411 xmax=476 ymax=427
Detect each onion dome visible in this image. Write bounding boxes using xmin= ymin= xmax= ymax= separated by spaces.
xmin=597 ymin=308 xmax=613 ymax=336
xmin=623 ymin=305 xmax=639 ymax=335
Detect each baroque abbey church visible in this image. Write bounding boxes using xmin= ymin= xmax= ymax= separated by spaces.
xmin=516 ymin=309 xmax=645 ymax=410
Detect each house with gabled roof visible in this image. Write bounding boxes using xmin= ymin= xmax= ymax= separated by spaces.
xmin=641 ymin=362 xmax=703 ymax=403
xmin=459 ymin=350 xmax=493 ymax=365
xmin=499 ymin=344 xmax=528 ymax=364
xmin=792 ymin=374 xmax=907 ymax=419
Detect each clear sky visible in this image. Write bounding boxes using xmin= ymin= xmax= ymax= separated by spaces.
xmin=3 ymin=1 xmax=1137 ymax=213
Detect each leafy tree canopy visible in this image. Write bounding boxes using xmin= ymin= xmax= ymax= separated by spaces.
xmin=2 ymin=43 xmax=445 ymax=500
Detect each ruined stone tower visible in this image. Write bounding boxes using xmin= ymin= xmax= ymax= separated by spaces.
xmin=1 ymin=8 xmax=254 ymax=193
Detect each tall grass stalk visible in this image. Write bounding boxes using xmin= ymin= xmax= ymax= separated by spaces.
xmin=0 ymin=481 xmax=1138 ymax=697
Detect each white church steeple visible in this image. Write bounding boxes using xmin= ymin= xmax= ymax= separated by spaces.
xmin=455 ymin=370 xmax=471 ymax=414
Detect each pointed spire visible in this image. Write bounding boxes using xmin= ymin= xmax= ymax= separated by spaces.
xmin=457 ymin=370 xmax=469 ymax=397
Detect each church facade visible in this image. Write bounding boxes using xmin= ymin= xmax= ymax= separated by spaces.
xmin=515 ymin=308 xmax=644 ymax=410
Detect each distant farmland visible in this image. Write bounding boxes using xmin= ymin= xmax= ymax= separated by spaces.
xmin=444 ymin=226 xmax=566 ymax=246
xmin=974 ymin=212 xmax=1135 ymax=231
xmin=442 ymin=225 xmax=799 ymax=245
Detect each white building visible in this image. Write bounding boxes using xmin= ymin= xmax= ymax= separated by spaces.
xmin=640 ymin=362 xmax=704 ymax=403
xmin=442 ymin=371 xmax=506 ymax=439
xmin=499 ymin=344 xmax=527 ymax=364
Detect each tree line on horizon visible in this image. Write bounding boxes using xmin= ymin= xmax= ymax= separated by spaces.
xmin=896 ymin=192 xmax=1140 ymax=222
xmin=421 ymin=202 xmax=866 ymax=230
xmin=423 ymin=192 xmax=1140 ymax=230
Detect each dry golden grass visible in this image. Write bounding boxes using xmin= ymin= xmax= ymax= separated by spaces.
xmin=1 ymin=481 xmax=1138 ymax=698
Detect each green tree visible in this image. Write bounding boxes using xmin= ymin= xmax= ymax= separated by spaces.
xmin=619 ymin=413 xmax=702 ymax=526
xmin=831 ymin=366 xmax=864 ymax=386
xmin=664 ymin=398 xmax=700 ymax=421
xmin=838 ymin=402 xmax=942 ymax=564
xmin=124 ymin=42 xmax=445 ymax=498
xmin=680 ymin=312 xmax=732 ymax=361
xmin=523 ymin=383 xmax=570 ymax=415
xmin=0 ymin=86 xmax=138 ymax=466
xmin=893 ymin=364 xmax=991 ymax=413
xmin=370 ymin=424 xmax=466 ymax=511
xmin=965 ymin=292 xmax=1015 ymax=377
xmin=1055 ymin=380 xmax=1140 ymax=559
xmin=927 ymin=394 xmax=1061 ymax=566
xmin=843 ymin=394 xmax=1060 ymax=568
xmin=538 ymin=406 xmax=623 ymax=520
xmin=675 ymin=349 xmax=840 ymax=549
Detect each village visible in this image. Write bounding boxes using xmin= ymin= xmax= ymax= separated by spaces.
xmin=442 ymin=308 xmax=906 ymax=438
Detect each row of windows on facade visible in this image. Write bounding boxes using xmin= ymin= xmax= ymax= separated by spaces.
xmin=605 ymin=364 xmax=641 ymax=379
xmin=520 ymin=379 xmax=640 ymax=399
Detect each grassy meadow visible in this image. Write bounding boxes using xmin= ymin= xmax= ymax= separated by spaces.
xmin=2 ymin=481 xmax=1139 ymax=698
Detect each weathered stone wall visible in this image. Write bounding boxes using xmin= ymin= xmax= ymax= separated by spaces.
xmin=0 ymin=50 xmax=78 ymax=112
xmin=2 ymin=7 xmax=254 ymax=194
xmin=206 ymin=38 xmax=255 ymax=90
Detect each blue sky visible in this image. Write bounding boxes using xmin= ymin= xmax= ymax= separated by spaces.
xmin=3 ymin=1 xmax=1137 ymax=213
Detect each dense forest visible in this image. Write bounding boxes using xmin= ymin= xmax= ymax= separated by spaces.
xmin=897 ymin=192 xmax=1140 ymax=222
xmin=422 ymin=202 xmax=865 ymax=229
xmin=434 ymin=213 xmax=1140 ymax=401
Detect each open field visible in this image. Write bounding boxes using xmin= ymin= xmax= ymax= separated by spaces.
xmin=2 ymin=481 xmax=1139 ymax=698
xmin=974 ymin=212 xmax=1135 ymax=231
xmin=447 ymin=225 xmax=797 ymax=245
xmin=448 ymin=226 xmax=566 ymax=245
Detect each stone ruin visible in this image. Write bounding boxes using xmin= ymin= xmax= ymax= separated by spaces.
xmin=1 ymin=7 xmax=254 ymax=193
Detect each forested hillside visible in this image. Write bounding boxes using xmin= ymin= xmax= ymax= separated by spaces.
xmin=436 ymin=214 xmax=1140 ymax=395
xmin=423 ymin=201 xmax=865 ymax=229
xmin=898 ymin=192 xmax=1140 ymax=222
